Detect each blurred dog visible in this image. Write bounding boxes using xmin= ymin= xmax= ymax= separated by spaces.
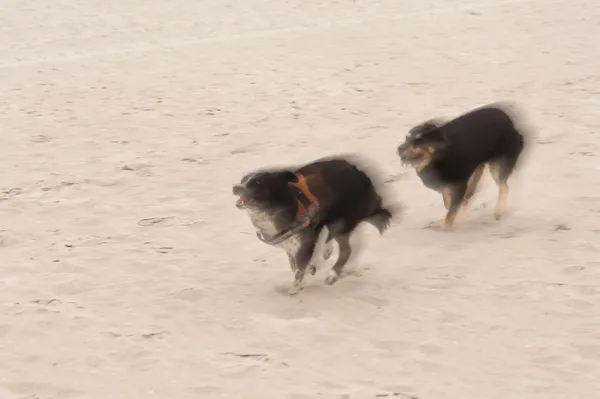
xmin=233 ymin=155 xmax=396 ymax=294
xmin=397 ymin=103 xmax=526 ymax=230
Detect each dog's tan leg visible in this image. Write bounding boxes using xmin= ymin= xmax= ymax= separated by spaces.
xmin=463 ymin=164 xmax=485 ymax=207
xmin=442 ymin=183 xmax=467 ymax=230
xmin=489 ymin=163 xmax=509 ymax=220
xmin=444 ymin=209 xmax=459 ymax=230
xmin=442 ymin=186 xmax=452 ymax=210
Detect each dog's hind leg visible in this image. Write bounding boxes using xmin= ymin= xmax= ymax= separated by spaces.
xmin=325 ymin=234 xmax=352 ymax=285
xmin=489 ymin=160 xmax=511 ymax=220
xmin=463 ymin=163 xmax=485 ymax=207
xmin=307 ymin=226 xmax=332 ymax=275
xmin=287 ymin=240 xmax=317 ymax=295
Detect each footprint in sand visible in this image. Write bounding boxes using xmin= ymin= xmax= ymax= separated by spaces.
xmin=121 ymin=163 xmax=154 ymax=176
xmin=1 ymin=188 xmax=23 ymax=200
xmin=137 ymin=216 xmax=175 ymax=227
xmin=170 ymin=287 xmax=204 ymax=302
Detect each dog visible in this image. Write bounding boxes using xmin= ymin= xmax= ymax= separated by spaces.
xmin=233 ymin=155 xmax=396 ymax=294
xmin=396 ymin=103 xmax=526 ymax=230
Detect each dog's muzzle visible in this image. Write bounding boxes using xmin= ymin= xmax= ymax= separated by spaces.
xmin=397 ymin=143 xmax=408 ymax=157
xmin=233 ymin=185 xmax=248 ymax=209
xmin=397 ymin=144 xmax=412 ymax=164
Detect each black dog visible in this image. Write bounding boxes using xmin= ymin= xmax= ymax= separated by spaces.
xmin=397 ymin=103 xmax=526 ymax=230
xmin=233 ymin=155 xmax=396 ymax=294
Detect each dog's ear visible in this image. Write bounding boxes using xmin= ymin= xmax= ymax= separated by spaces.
xmin=418 ymin=124 xmax=449 ymax=156
xmin=424 ymin=126 xmax=447 ymax=143
xmin=421 ymin=120 xmax=441 ymax=131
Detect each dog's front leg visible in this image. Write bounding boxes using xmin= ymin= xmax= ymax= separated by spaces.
xmin=285 ymin=252 xmax=306 ymax=295
xmin=287 ymin=253 xmax=298 ymax=273
xmin=286 ymin=240 xmax=316 ymax=295
xmin=442 ymin=182 xmax=468 ymax=230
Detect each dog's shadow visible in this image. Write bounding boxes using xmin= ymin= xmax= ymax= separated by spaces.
xmin=437 ymin=201 xmax=565 ymax=240
xmin=272 ymin=267 xmax=367 ymax=298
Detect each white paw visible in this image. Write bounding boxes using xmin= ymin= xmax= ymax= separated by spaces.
xmin=287 ymin=284 xmax=303 ymax=295
xmin=324 ymin=270 xmax=340 ymax=286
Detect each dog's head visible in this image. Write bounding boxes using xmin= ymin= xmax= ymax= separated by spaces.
xmin=233 ymin=170 xmax=296 ymax=210
xmin=397 ymin=120 xmax=448 ymax=170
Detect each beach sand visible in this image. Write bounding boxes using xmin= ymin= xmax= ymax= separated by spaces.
xmin=1 ymin=0 xmax=600 ymax=398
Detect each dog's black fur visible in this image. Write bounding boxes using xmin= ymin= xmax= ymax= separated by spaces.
xmin=397 ymin=103 xmax=526 ymax=229
xmin=233 ymin=155 xmax=395 ymax=293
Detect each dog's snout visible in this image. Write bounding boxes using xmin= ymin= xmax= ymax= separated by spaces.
xmin=397 ymin=143 xmax=407 ymax=155
xmin=233 ymin=185 xmax=244 ymax=195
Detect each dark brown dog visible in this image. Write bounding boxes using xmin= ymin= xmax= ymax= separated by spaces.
xmin=397 ymin=103 xmax=526 ymax=230
xmin=233 ymin=155 xmax=397 ymax=294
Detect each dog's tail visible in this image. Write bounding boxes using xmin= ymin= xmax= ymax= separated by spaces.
xmin=492 ymin=100 xmax=534 ymax=156
xmin=340 ymin=152 xmax=404 ymax=232
xmin=366 ymin=207 xmax=394 ymax=235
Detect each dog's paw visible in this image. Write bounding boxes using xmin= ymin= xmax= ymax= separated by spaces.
xmin=440 ymin=222 xmax=454 ymax=231
xmin=424 ymin=220 xmax=447 ymax=231
xmin=274 ymin=283 xmax=303 ymax=296
xmin=427 ymin=220 xmax=453 ymax=232
xmin=308 ymin=265 xmax=317 ymax=275
xmin=287 ymin=284 xmax=304 ymax=295
xmin=494 ymin=207 xmax=505 ymax=220
xmin=324 ymin=270 xmax=340 ymax=285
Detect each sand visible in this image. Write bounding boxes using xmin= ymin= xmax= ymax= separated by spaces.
xmin=1 ymin=0 xmax=600 ymax=398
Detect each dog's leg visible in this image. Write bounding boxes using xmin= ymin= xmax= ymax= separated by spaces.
xmin=325 ymin=234 xmax=352 ymax=285
xmin=463 ymin=163 xmax=485 ymax=207
xmin=287 ymin=253 xmax=298 ymax=273
xmin=441 ymin=186 xmax=452 ymax=210
xmin=288 ymin=240 xmax=316 ymax=295
xmin=489 ymin=161 xmax=509 ymax=220
xmin=307 ymin=226 xmax=331 ymax=275
xmin=442 ymin=182 xmax=467 ymax=230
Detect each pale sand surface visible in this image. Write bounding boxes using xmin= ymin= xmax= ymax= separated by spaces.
xmin=2 ymin=0 xmax=600 ymax=398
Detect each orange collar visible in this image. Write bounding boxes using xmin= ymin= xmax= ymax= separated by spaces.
xmin=288 ymin=173 xmax=318 ymax=217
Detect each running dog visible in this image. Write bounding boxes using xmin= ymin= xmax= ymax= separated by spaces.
xmin=233 ymin=155 xmax=396 ymax=294
xmin=397 ymin=103 xmax=526 ymax=230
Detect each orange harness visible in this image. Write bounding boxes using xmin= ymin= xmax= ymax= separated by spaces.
xmin=288 ymin=173 xmax=320 ymax=224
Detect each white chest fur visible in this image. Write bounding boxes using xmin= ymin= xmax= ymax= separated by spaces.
xmin=244 ymin=208 xmax=302 ymax=256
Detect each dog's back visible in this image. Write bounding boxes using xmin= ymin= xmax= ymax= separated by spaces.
xmin=296 ymin=156 xmax=393 ymax=235
xmin=435 ymin=105 xmax=525 ymax=181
